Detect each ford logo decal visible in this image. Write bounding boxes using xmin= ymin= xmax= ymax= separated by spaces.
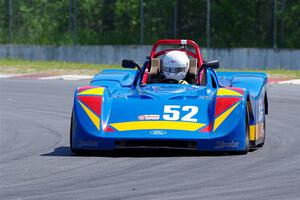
xmin=149 ymin=130 xmax=167 ymax=135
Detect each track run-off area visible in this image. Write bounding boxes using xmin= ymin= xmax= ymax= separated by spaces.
xmin=0 ymin=79 xmax=300 ymax=200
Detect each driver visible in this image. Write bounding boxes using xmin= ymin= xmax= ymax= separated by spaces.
xmin=161 ymin=50 xmax=189 ymax=84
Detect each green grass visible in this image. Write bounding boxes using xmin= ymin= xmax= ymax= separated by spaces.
xmin=0 ymin=58 xmax=299 ymax=78
xmin=0 ymin=58 xmax=120 ymax=75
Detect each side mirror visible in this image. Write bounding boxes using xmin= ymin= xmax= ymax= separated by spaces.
xmin=122 ymin=59 xmax=139 ymax=69
xmin=203 ymin=60 xmax=219 ymax=69
xmin=122 ymin=59 xmax=143 ymax=87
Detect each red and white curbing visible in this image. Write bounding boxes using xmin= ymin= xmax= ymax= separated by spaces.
xmin=38 ymin=75 xmax=93 ymax=80
xmin=0 ymin=74 xmax=299 ymax=84
xmin=268 ymin=77 xmax=300 ymax=85
xmin=0 ymin=74 xmax=20 ymax=78
xmin=277 ymin=79 xmax=300 ymax=85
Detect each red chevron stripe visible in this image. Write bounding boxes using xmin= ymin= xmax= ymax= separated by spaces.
xmin=77 ymin=95 xmax=102 ymax=116
xmin=78 ymin=86 xmax=95 ymax=93
xmin=215 ymin=97 xmax=241 ymax=117
xmin=228 ymin=87 xmax=244 ymax=95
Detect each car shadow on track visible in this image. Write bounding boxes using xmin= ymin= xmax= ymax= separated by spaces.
xmin=41 ymin=146 xmax=253 ymax=157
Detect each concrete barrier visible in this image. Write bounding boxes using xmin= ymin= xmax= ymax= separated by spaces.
xmin=0 ymin=44 xmax=299 ymax=70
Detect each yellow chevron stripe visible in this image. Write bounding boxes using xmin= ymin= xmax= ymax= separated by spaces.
xmin=78 ymin=87 xmax=104 ymax=95
xmin=213 ymin=102 xmax=240 ymax=131
xmin=250 ymin=123 xmax=264 ymax=141
xmin=217 ymin=88 xmax=242 ymax=97
xmin=78 ymin=101 xmax=100 ymax=130
xmin=250 ymin=125 xmax=256 ymax=141
xmin=110 ymin=121 xmax=206 ymax=132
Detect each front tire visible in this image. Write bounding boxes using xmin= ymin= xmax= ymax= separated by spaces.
xmin=70 ymin=111 xmax=84 ymax=154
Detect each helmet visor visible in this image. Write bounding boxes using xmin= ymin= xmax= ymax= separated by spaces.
xmin=163 ymin=66 xmax=186 ymax=73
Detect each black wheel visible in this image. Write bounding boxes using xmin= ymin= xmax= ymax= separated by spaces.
xmin=70 ymin=112 xmax=93 ymax=155
xmin=70 ymin=112 xmax=76 ymax=153
xmin=239 ymin=104 xmax=250 ymax=154
xmin=70 ymin=112 xmax=83 ymax=154
xmin=256 ymin=111 xmax=266 ymax=148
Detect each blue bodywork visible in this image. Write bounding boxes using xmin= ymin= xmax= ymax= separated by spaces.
xmin=71 ymin=68 xmax=268 ymax=153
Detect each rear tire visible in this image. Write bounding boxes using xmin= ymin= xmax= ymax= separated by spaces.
xmin=256 ymin=95 xmax=266 ymax=148
xmin=256 ymin=114 xmax=266 ymax=148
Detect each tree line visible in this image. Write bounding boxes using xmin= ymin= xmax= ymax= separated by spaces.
xmin=0 ymin=0 xmax=299 ymax=48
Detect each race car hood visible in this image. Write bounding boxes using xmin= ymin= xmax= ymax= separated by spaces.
xmin=74 ymin=81 xmax=245 ymax=140
xmin=100 ymin=84 xmax=213 ymax=133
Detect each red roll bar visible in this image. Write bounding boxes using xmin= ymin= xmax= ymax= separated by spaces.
xmin=149 ymin=39 xmax=204 ymax=67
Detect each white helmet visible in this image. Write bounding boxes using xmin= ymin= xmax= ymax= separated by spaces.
xmin=161 ymin=50 xmax=189 ymax=81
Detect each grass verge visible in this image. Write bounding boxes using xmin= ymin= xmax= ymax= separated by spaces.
xmin=0 ymin=58 xmax=119 ymax=75
xmin=0 ymin=58 xmax=299 ymax=79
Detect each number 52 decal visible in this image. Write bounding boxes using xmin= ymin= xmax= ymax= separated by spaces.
xmin=163 ymin=105 xmax=199 ymax=122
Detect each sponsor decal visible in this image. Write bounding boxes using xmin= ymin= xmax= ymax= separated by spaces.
xmin=258 ymin=98 xmax=264 ymax=122
xmin=149 ymin=130 xmax=167 ymax=135
xmin=214 ymin=141 xmax=239 ymax=149
xmin=181 ymin=39 xmax=187 ymax=45
xmin=138 ymin=114 xmax=160 ymax=120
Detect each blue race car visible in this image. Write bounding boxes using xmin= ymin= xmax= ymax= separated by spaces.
xmin=70 ymin=39 xmax=268 ymax=154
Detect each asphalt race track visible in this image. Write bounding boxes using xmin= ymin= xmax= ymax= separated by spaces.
xmin=1 ymin=79 xmax=300 ymax=200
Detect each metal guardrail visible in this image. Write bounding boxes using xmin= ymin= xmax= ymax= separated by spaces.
xmin=0 ymin=45 xmax=299 ymax=70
